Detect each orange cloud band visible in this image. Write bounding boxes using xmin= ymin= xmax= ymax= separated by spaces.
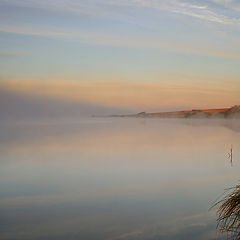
xmin=0 ymin=79 xmax=239 ymax=110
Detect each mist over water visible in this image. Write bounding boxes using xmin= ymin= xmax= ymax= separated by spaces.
xmin=0 ymin=118 xmax=240 ymax=240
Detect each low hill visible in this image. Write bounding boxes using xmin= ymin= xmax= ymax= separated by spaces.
xmin=110 ymin=105 xmax=240 ymax=119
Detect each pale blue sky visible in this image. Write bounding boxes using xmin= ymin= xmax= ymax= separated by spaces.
xmin=0 ymin=0 xmax=239 ymax=109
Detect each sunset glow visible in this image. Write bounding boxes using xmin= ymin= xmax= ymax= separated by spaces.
xmin=0 ymin=0 xmax=240 ymax=112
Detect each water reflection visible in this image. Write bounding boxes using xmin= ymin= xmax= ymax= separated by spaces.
xmin=0 ymin=118 xmax=239 ymax=240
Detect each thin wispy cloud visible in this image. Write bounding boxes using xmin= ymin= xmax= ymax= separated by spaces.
xmin=119 ymin=0 xmax=234 ymax=24
xmin=0 ymin=24 xmax=239 ymax=59
xmin=210 ymin=0 xmax=240 ymax=12
xmin=1 ymin=0 xmax=239 ymax=24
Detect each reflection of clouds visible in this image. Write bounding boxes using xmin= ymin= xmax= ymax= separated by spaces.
xmin=0 ymin=119 xmax=239 ymax=240
xmin=0 ymin=212 xmax=218 ymax=240
xmin=108 ymin=210 xmax=217 ymax=240
xmin=109 ymin=231 xmax=143 ymax=240
xmin=137 ymin=213 xmax=217 ymax=240
xmin=1 ymin=172 xmax=238 ymax=207
xmin=0 ymin=190 xmax=219 ymax=240
xmin=0 ymin=119 xmax=238 ymax=156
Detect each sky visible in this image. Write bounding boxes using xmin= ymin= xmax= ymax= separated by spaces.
xmin=0 ymin=0 xmax=240 ymax=113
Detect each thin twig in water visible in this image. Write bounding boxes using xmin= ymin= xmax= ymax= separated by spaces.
xmin=228 ymin=144 xmax=233 ymax=167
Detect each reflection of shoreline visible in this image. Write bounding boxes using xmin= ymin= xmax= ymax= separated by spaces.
xmin=174 ymin=119 xmax=240 ymax=133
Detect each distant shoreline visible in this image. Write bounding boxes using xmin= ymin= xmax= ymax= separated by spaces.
xmin=107 ymin=105 xmax=240 ymax=119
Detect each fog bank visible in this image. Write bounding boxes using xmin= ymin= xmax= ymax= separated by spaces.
xmin=0 ymin=88 xmax=130 ymax=123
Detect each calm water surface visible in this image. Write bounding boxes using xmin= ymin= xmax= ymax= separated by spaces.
xmin=0 ymin=118 xmax=240 ymax=240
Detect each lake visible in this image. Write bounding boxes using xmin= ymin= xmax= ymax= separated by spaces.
xmin=0 ymin=118 xmax=240 ymax=240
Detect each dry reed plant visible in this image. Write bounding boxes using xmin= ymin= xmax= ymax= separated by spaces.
xmin=212 ymin=185 xmax=240 ymax=240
